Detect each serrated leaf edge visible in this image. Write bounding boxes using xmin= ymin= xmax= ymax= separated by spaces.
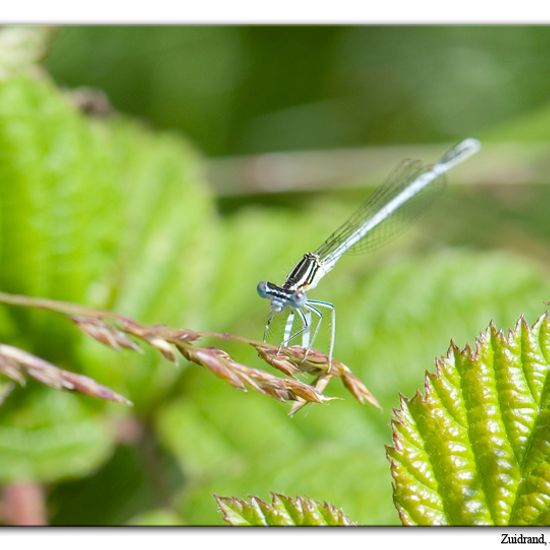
xmin=387 ymin=312 xmax=550 ymax=526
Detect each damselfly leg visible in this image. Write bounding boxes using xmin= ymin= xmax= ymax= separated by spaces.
xmin=308 ymin=300 xmax=336 ymax=371
xmin=301 ymin=310 xmax=312 ymax=348
xmin=283 ymin=310 xmax=296 ymax=344
xmin=277 ymin=302 xmax=333 ymax=372
xmin=277 ymin=308 xmax=310 ymax=353
xmin=263 ymin=311 xmax=275 ymax=342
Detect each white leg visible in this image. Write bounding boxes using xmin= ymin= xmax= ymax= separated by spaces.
xmin=280 ymin=308 xmax=310 ymax=349
xmin=296 ymin=303 xmax=323 ymax=363
xmin=308 ymin=300 xmax=336 ymax=371
xmin=283 ymin=311 xmax=295 ymax=344
xmin=304 ymin=303 xmax=323 ymax=351
xmin=263 ymin=312 xmax=275 ymax=342
xmin=301 ymin=310 xmax=312 ymax=348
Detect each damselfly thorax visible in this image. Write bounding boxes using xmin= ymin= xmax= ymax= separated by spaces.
xmin=257 ymin=138 xmax=481 ymax=369
xmin=283 ymin=252 xmax=332 ymax=292
xmin=257 ymin=253 xmax=332 ymax=309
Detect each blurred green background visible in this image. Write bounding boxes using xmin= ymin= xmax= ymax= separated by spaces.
xmin=0 ymin=25 xmax=548 ymax=525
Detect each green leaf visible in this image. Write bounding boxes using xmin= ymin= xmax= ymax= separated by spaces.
xmin=387 ymin=313 xmax=550 ymax=526
xmin=77 ymin=119 xmax=217 ymax=409
xmin=215 ymin=493 xmax=355 ymax=526
xmin=0 ymin=74 xmax=118 ymax=356
xmin=0 ymin=72 xmax=215 ymax=484
xmin=0 ymin=387 xmax=113 ymax=482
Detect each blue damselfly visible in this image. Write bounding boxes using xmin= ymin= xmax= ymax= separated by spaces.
xmin=257 ymin=138 xmax=481 ymax=368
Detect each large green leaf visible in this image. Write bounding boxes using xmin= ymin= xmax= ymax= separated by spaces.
xmin=0 ymin=75 xmax=119 ymax=356
xmin=76 ymin=119 xmax=216 ymax=409
xmin=388 ymin=313 xmax=550 ymax=525
xmin=0 ymin=73 xmax=215 ymax=483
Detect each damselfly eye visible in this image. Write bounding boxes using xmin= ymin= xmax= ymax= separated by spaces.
xmin=293 ymin=291 xmax=306 ymax=306
xmin=257 ymin=281 xmax=269 ymax=298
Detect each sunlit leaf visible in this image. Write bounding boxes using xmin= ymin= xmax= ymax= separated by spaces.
xmin=215 ymin=493 xmax=355 ymax=526
xmin=387 ymin=313 xmax=550 ymax=525
xmin=0 ymin=72 xmax=214 ymax=484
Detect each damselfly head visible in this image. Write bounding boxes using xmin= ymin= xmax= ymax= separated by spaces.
xmin=257 ymin=280 xmax=269 ymax=298
xmin=257 ymin=281 xmax=285 ymax=311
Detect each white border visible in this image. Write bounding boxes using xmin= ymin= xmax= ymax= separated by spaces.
xmin=0 ymin=528 xmax=536 ymax=550
xmin=0 ymin=0 xmax=550 ymax=23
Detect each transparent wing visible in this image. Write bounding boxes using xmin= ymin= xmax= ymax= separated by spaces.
xmin=314 ymin=159 xmax=446 ymax=261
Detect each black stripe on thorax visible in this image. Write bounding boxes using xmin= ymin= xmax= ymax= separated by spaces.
xmin=264 ymin=282 xmax=293 ymax=299
xmin=283 ymin=253 xmax=320 ymax=291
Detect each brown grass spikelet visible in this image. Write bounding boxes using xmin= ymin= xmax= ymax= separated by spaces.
xmin=0 ymin=344 xmax=132 ymax=405
xmin=0 ymin=291 xmax=377 ymax=413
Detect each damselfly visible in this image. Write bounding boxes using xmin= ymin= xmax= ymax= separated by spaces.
xmin=257 ymin=138 xmax=481 ymax=368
